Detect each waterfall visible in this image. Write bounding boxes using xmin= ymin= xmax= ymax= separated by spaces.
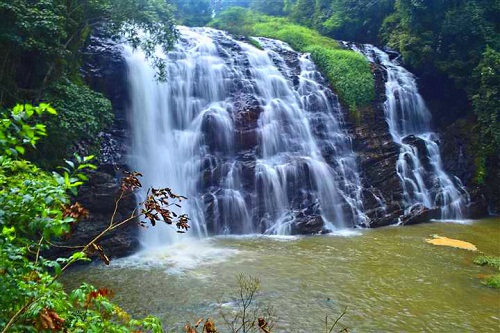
xmin=124 ymin=27 xmax=366 ymax=245
xmin=351 ymin=44 xmax=469 ymax=220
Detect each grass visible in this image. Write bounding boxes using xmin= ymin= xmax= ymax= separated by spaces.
xmin=209 ymin=8 xmax=374 ymax=111
xmin=474 ymin=255 xmax=500 ymax=289
xmin=474 ymin=255 xmax=500 ymax=270
xmin=483 ymin=274 xmax=500 ymax=288
xmin=305 ymin=46 xmax=374 ymax=113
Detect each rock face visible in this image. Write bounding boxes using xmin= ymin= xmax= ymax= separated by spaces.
xmin=440 ymin=119 xmax=493 ymax=217
xmin=51 ymin=32 xmax=141 ymax=260
xmin=349 ymin=64 xmax=406 ymax=227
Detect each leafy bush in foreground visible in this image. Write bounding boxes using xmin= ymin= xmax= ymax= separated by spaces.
xmin=0 ymin=104 xmax=189 ymax=332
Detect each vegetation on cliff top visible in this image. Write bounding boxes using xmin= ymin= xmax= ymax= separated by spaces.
xmin=209 ymin=8 xmax=375 ymax=111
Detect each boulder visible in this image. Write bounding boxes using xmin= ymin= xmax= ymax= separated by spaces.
xmin=292 ymin=214 xmax=324 ymax=235
xmin=399 ymin=204 xmax=440 ymax=225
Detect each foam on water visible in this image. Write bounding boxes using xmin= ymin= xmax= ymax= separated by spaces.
xmin=110 ymin=239 xmax=239 ymax=274
xmin=326 ymin=229 xmax=364 ymax=237
xmin=215 ymin=234 xmax=301 ymax=241
xmin=430 ymin=219 xmax=474 ymax=225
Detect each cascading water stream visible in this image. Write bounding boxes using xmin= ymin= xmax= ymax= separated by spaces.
xmin=350 ymin=44 xmax=469 ymax=220
xmin=124 ymin=27 xmax=367 ymax=245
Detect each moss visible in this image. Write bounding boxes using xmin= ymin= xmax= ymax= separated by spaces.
xmin=252 ymin=18 xmax=340 ymax=50
xmin=247 ymin=37 xmax=263 ymax=50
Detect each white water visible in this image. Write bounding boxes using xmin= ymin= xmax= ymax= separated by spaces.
xmin=353 ymin=44 xmax=469 ymax=220
xmin=125 ymin=27 xmax=366 ymax=246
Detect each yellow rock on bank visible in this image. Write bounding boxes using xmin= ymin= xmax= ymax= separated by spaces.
xmin=425 ymin=235 xmax=478 ymax=251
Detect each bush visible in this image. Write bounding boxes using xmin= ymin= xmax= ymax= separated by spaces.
xmin=33 ymin=80 xmax=113 ymax=166
xmin=0 ymin=104 xmax=189 ymax=332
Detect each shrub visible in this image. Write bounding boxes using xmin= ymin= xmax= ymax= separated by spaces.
xmin=0 ymin=104 xmax=188 ymax=332
xmin=33 ymin=81 xmax=113 ymax=166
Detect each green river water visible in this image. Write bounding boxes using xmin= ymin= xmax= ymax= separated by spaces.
xmin=63 ymin=218 xmax=500 ymax=332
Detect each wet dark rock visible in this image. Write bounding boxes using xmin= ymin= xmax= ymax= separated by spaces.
xmin=467 ymin=187 xmax=490 ymax=219
xmin=348 ymin=64 xmax=406 ymax=227
xmin=382 ymin=46 xmax=400 ymax=61
xmin=440 ymin=119 xmax=494 ymax=216
xmin=399 ymin=204 xmax=440 ymax=225
xmin=82 ymin=32 xmax=129 ymax=119
xmin=292 ymin=214 xmax=324 ymax=235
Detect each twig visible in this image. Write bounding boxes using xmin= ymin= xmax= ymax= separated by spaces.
xmin=328 ymin=307 xmax=347 ymax=333
xmin=34 ymin=236 xmax=44 ymax=265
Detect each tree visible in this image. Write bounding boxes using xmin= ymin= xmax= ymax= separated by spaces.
xmin=289 ymin=0 xmax=316 ymax=26
xmin=318 ymin=0 xmax=395 ymax=43
xmin=250 ymin=0 xmax=286 ymax=16
xmin=472 ymin=47 xmax=500 ymax=186
xmin=0 ymin=0 xmax=177 ymax=105
xmin=170 ymin=0 xmax=212 ymax=26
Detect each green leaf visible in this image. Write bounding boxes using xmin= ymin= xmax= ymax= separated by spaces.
xmin=14 ymin=146 xmax=25 ymax=155
xmin=76 ymin=173 xmax=89 ymax=181
xmin=12 ymin=104 xmax=23 ymax=115
xmin=70 ymin=251 xmax=88 ymax=262
xmin=46 ymin=106 xmax=57 ymax=115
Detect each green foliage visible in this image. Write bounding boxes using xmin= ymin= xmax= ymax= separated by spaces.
xmin=170 ymin=0 xmax=212 ymax=26
xmin=305 ymin=46 xmax=375 ymax=110
xmin=0 ymin=0 xmax=178 ymax=168
xmin=317 ymin=0 xmax=395 ymax=43
xmin=252 ymin=18 xmax=339 ymax=51
xmin=0 ymin=0 xmax=178 ymax=104
xmin=0 ymin=104 xmax=56 ymax=157
xmin=474 ymin=255 xmax=500 ymax=270
xmin=0 ymin=104 xmax=165 ymax=332
xmin=212 ymin=0 xmax=252 ymax=16
xmin=483 ymin=274 xmax=500 ymax=289
xmin=247 ymin=37 xmax=264 ymax=50
xmin=210 ymin=7 xmax=257 ymax=35
xmin=34 ymin=81 xmax=114 ymax=165
xmin=289 ymin=0 xmax=316 ymax=26
xmin=210 ymin=8 xmax=339 ymax=49
xmin=251 ymin=0 xmax=286 ymax=16
xmin=472 ymin=47 xmax=500 ymax=157
xmin=474 ymin=255 xmax=500 ymax=289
